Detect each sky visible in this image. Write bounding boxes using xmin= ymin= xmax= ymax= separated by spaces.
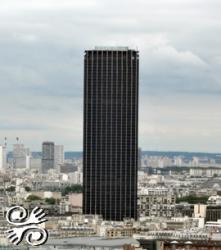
xmin=0 ymin=0 xmax=221 ymax=152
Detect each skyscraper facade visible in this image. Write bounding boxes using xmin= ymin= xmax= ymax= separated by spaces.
xmin=54 ymin=145 xmax=64 ymax=171
xmin=42 ymin=142 xmax=55 ymax=173
xmin=13 ymin=144 xmax=30 ymax=169
xmin=83 ymin=47 xmax=139 ymax=221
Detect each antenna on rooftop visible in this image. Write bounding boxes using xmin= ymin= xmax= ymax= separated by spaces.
xmin=4 ymin=137 xmax=7 ymax=147
xmin=16 ymin=137 xmax=19 ymax=144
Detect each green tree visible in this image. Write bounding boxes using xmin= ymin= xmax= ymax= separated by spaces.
xmin=62 ymin=184 xmax=83 ymax=196
xmin=27 ymin=194 xmax=42 ymax=201
xmin=45 ymin=197 xmax=56 ymax=205
xmin=25 ymin=186 xmax=31 ymax=192
xmin=6 ymin=186 xmax=15 ymax=192
xmin=176 ymin=195 xmax=209 ymax=204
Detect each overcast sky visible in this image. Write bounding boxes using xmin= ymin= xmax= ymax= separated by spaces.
xmin=0 ymin=0 xmax=221 ymax=152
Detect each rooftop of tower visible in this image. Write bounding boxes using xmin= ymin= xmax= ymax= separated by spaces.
xmin=85 ymin=47 xmax=139 ymax=53
xmin=94 ymin=46 xmax=129 ymax=51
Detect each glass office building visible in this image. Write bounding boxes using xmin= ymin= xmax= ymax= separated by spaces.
xmin=83 ymin=47 xmax=139 ymax=221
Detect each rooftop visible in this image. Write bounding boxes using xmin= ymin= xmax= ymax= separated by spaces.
xmin=45 ymin=237 xmax=139 ymax=247
xmin=94 ymin=46 xmax=129 ymax=51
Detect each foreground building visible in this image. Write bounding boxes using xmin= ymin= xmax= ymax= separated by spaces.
xmin=29 ymin=237 xmax=141 ymax=250
xmin=83 ymin=47 xmax=139 ymax=221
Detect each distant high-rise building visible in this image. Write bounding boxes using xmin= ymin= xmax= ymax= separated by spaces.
xmin=13 ymin=144 xmax=30 ymax=169
xmin=83 ymin=47 xmax=139 ymax=221
xmin=30 ymin=158 xmax=41 ymax=170
xmin=42 ymin=142 xmax=55 ymax=173
xmin=54 ymin=145 xmax=64 ymax=171
xmin=0 ymin=145 xmax=7 ymax=172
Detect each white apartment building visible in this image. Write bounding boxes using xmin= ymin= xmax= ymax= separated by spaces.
xmin=0 ymin=145 xmax=7 ymax=172
xmin=190 ymin=167 xmax=221 ymax=177
xmin=13 ymin=143 xmax=30 ymax=169
xmin=54 ymin=145 xmax=64 ymax=171
xmin=138 ymin=187 xmax=176 ymax=218
xmin=208 ymin=195 xmax=221 ymax=205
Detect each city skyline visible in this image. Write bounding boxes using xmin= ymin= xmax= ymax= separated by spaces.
xmin=0 ymin=1 xmax=221 ymax=248
xmin=0 ymin=0 xmax=221 ymax=152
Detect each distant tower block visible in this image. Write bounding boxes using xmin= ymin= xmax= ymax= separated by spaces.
xmin=13 ymin=143 xmax=30 ymax=169
xmin=42 ymin=142 xmax=55 ymax=173
xmin=0 ymin=145 xmax=7 ymax=172
xmin=54 ymin=145 xmax=64 ymax=171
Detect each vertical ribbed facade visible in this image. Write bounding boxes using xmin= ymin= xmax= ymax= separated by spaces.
xmin=83 ymin=47 xmax=139 ymax=221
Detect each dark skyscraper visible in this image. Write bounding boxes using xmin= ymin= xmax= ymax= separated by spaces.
xmin=42 ymin=141 xmax=55 ymax=173
xmin=83 ymin=47 xmax=139 ymax=221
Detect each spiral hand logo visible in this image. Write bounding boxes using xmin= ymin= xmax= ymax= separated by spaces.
xmin=6 ymin=206 xmax=48 ymax=246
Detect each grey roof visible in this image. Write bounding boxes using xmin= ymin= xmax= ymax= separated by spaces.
xmin=94 ymin=46 xmax=129 ymax=51
xmin=46 ymin=237 xmax=139 ymax=247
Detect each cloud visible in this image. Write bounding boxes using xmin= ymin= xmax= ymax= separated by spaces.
xmin=0 ymin=0 xmax=220 ymax=152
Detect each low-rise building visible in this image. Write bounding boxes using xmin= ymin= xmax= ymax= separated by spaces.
xmin=138 ymin=188 xmax=176 ymax=218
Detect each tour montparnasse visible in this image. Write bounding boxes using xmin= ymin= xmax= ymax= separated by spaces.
xmin=83 ymin=47 xmax=139 ymax=221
